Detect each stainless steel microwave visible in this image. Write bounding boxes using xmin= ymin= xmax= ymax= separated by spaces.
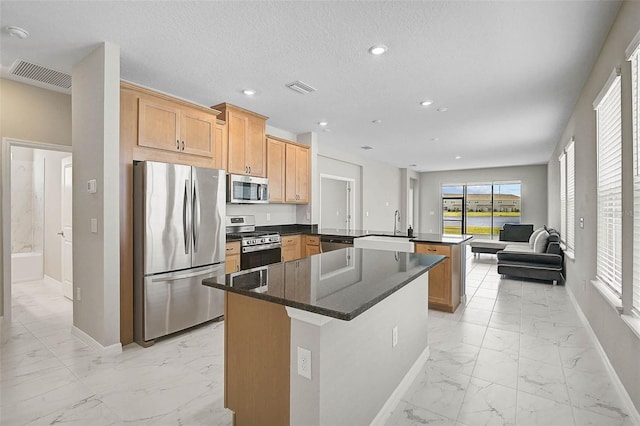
xmin=227 ymin=174 xmax=269 ymax=204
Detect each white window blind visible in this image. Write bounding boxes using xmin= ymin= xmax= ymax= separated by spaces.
xmin=630 ymin=42 xmax=640 ymax=313
xmin=559 ymin=152 xmax=567 ymax=240
xmin=566 ymin=141 xmax=575 ymax=252
xmin=594 ymin=71 xmax=622 ymax=296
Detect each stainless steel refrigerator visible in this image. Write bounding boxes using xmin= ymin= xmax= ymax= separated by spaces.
xmin=133 ymin=160 xmax=226 ymax=346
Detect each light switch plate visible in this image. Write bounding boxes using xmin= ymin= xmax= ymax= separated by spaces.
xmin=87 ymin=179 xmax=97 ymax=194
xmin=91 ymin=218 xmax=98 ymax=233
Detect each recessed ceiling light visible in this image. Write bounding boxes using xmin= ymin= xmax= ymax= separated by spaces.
xmin=372 ymin=119 xmax=382 ymax=124
xmin=318 ymin=121 xmax=328 ymax=126
xmin=455 ymin=156 xmax=461 ymax=159
xmin=420 ymin=100 xmax=433 ymax=107
xmin=242 ymin=89 xmax=256 ymax=96
xmin=437 ymin=107 xmax=448 ymax=112
xmin=368 ymin=45 xmax=388 ymax=55
xmin=6 ymin=26 xmax=29 ymax=39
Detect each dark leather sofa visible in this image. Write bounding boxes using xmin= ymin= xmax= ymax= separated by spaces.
xmin=496 ymin=225 xmax=564 ymax=284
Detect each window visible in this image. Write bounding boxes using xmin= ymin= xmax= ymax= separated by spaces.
xmin=566 ymin=141 xmax=576 ymax=253
xmin=559 ymin=152 xmax=567 ymax=240
xmin=629 ymin=35 xmax=640 ymax=313
xmin=559 ymin=140 xmax=574 ymax=254
xmin=594 ymin=69 xmax=622 ymax=296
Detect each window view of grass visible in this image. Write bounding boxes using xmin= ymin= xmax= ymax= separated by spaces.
xmin=442 ymin=183 xmax=521 ymax=235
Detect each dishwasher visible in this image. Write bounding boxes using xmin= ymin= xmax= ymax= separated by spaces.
xmin=320 ymin=236 xmax=354 ymax=252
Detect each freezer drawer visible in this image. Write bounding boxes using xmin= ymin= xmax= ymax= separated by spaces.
xmin=141 ymin=264 xmax=225 ymax=343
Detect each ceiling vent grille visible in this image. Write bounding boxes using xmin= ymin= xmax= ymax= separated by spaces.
xmin=361 ymin=146 xmax=374 ymax=150
xmin=9 ymin=60 xmax=71 ymax=89
xmin=286 ymin=80 xmax=316 ymax=95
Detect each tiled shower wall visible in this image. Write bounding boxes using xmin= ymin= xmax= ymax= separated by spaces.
xmin=11 ymin=146 xmax=44 ymax=254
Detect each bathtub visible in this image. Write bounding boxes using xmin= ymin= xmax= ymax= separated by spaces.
xmin=11 ymin=252 xmax=44 ymax=282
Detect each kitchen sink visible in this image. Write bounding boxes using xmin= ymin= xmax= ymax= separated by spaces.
xmin=353 ymin=236 xmax=415 ymax=253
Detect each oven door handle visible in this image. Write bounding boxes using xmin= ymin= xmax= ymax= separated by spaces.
xmin=242 ymin=243 xmax=282 ymax=253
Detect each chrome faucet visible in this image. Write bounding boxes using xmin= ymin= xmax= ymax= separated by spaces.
xmin=394 ymin=210 xmax=400 ymax=235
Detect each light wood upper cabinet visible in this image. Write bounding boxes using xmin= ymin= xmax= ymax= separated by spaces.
xmin=214 ymin=120 xmax=228 ymax=170
xmin=213 ymin=103 xmax=267 ymax=177
xmin=267 ymin=137 xmax=286 ymax=203
xmin=285 ymin=144 xmax=310 ymax=203
xmin=138 ymin=93 xmax=216 ymax=158
xmin=266 ymin=135 xmax=310 ymax=204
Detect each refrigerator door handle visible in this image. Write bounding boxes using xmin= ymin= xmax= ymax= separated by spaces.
xmin=192 ymin=180 xmax=201 ymax=252
xmin=183 ymin=179 xmax=190 ymax=255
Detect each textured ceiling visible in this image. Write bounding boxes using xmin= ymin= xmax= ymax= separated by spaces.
xmin=0 ymin=1 xmax=621 ymax=172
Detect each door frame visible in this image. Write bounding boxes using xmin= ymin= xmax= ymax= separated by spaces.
xmin=319 ymin=173 xmax=356 ymax=230
xmin=2 ymin=137 xmax=72 ymax=320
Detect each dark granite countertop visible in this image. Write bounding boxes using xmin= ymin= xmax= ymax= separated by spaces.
xmin=203 ymin=248 xmax=445 ymax=321
xmin=225 ymin=224 xmax=472 ymax=245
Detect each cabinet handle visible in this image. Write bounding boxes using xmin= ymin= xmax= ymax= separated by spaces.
xmin=248 ymin=166 xmax=252 ymax=174
xmin=226 ymin=247 xmax=233 ymax=251
xmin=181 ymin=140 xmax=185 ymax=151
xmin=176 ymin=139 xmax=180 ymax=150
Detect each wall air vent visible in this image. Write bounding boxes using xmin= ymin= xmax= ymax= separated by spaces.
xmin=361 ymin=146 xmax=374 ymax=150
xmin=9 ymin=60 xmax=71 ymax=89
xmin=286 ymin=80 xmax=316 ymax=95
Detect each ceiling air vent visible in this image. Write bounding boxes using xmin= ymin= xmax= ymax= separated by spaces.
xmin=9 ymin=60 xmax=71 ymax=89
xmin=361 ymin=146 xmax=374 ymax=150
xmin=286 ymin=80 xmax=316 ymax=95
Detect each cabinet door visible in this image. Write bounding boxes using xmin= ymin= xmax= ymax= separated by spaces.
xmin=305 ymin=245 xmax=321 ymax=257
xmin=181 ymin=107 xmax=215 ymax=157
xmin=267 ymin=138 xmax=285 ymax=203
xmin=295 ymin=146 xmax=310 ymax=203
xmin=214 ymin=122 xmax=227 ymax=170
xmin=138 ymin=96 xmax=180 ymax=152
xmin=226 ymin=255 xmax=240 ymax=274
xmin=246 ymin=115 xmax=266 ymax=177
xmin=285 ymin=144 xmax=298 ymax=203
xmin=227 ymin=112 xmax=248 ymax=175
xmin=282 ymin=235 xmax=302 ymax=261
xmin=428 ymin=259 xmax=451 ymax=306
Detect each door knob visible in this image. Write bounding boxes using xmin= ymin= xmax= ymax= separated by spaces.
xmin=57 ymin=231 xmax=64 ymax=236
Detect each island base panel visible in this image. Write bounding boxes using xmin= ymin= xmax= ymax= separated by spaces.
xmin=224 ymin=292 xmax=291 ymax=426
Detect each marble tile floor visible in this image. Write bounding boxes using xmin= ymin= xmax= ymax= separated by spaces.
xmin=387 ymin=252 xmax=637 ymax=426
xmin=2 ymin=252 xmax=637 ymax=425
xmin=1 ymin=279 xmax=232 ymax=425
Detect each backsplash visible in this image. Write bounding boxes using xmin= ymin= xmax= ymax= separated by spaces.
xmin=226 ymin=203 xmax=297 ymax=226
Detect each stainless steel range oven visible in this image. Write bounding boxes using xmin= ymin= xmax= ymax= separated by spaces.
xmin=227 ymin=215 xmax=282 ymax=270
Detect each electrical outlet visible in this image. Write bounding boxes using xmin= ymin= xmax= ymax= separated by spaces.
xmin=297 ymin=347 xmax=312 ymax=379
xmin=392 ymin=326 xmax=398 ymax=347
xmin=76 ymin=287 xmax=81 ymax=301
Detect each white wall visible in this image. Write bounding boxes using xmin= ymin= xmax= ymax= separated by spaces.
xmin=548 ymin=1 xmax=640 ymax=412
xmin=0 ymin=78 xmax=72 ymax=317
xmin=317 ymin=145 xmax=402 ymax=232
xmin=71 ymin=42 xmax=120 ymax=348
xmin=419 ymin=165 xmax=548 ymax=234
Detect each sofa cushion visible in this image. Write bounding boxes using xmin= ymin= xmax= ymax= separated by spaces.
xmin=533 ymin=230 xmax=549 ymax=253
xmin=528 ymin=227 xmax=545 ymax=248
xmin=503 ymin=242 xmax=533 ymax=253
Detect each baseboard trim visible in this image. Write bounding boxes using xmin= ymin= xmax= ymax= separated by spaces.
xmin=71 ymin=326 xmax=122 ymax=355
xmin=370 ymin=345 xmax=430 ymax=426
xmin=567 ymin=288 xmax=640 ymax=424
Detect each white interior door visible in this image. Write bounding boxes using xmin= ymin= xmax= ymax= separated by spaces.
xmin=320 ymin=175 xmax=355 ymax=231
xmin=60 ymin=156 xmax=73 ymax=300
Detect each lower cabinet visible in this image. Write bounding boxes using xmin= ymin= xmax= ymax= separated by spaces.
xmin=281 ymin=235 xmax=302 ymax=262
xmin=304 ymin=235 xmax=321 ymax=257
xmin=415 ymin=243 xmax=461 ymax=313
xmin=226 ymin=241 xmax=241 ymax=274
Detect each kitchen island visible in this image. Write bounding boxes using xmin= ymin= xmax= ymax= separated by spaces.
xmin=203 ymin=248 xmax=445 ymax=425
